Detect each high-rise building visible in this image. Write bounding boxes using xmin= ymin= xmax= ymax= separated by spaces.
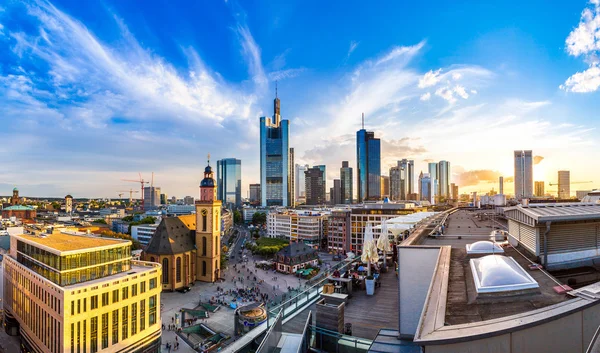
xmin=356 ymin=114 xmax=381 ymax=202
xmin=260 ymin=89 xmax=292 ymax=207
xmin=499 ymin=176 xmax=504 ymax=195
xmin=390 ymin=166 xmax=400 ymax=200
xmin=438 ymin=160 xmax=451 ymax=198
xmin=421 ymin=173 xmax=432 ymax=203
xmin=289 ymin=148 xmax=295 ymax=208
xmin=249 ymin=184 xmax=261 ymax=204
xmin=428 ymin=163 xmax=439 ymax=202
xmin=534 ymin=181 xmax=545 ymax=197
xmin=295 ymin=164 xmax=308 ymax=202
xmin=380 ymin=175 xmax=390 ymax=198
xmin=160 ymin=193 xmax=168 ymax=205
xmin=143 ymin=186 xmax=161 ymax=210
xmin=4 ymin=231 xmax=163 ymax=352
xmin=558 ymin=170 xmax=571 ymax=199
xmin=514 ymin=150 xmax=533 ymax=199
xmin=216 ymin=158 xmax=242 ymax=209
xmin=390 ymin=159 xmax=415 ymax=200
xmin=305 ymin=166 xmax=325 ymax=205
xmin=331 ymin=179 xmax=342 ymax=205
xmin=65 ymin=194 xmax=73 ymax=213
xmin=340 ymin=161 xmax=353 ymax=204
xmin=316 ymin=165 xmax=327 ymax=201
xmin=452 ymin=184 xmax=459 ymax=201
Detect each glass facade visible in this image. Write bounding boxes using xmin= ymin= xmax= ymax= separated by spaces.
xmin=16 ymin=241 xmax=131 ymax=287
xmin=260 ymin=96 xmax=291 ymax=207
xmin=340 ymin=161 xmax=353 ymax=204
xmin=216 ymin=158 xmax=242 ymax=209
xmin=438 ymin=160 xmax=450 ymax=198
xmin=357 ymin=129 xmax=381 ymax=202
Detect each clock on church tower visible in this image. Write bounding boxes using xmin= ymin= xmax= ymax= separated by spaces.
xmin=195 ymin=155 xmax=222 ymax=283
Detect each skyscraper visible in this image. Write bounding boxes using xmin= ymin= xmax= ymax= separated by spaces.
xmin=249 ymin=184 xmax=261 ymax=204
xmin=289 ymin=148 xmax=295 ymax=208
xmin=143 ymin=186 xmax=161 ymax=210
xmin=558 ymin=170 xmax=571 ymax=199
xmin=390 ymin=159 xmax=415 ymax=200
xmin=305 ymin=166 xmax=325 ymax=205
xmin=535 ymin=181 xmax=545 ymax=197
xmin=428 ymin=162 xmax=439 ymax=203
xmin=514 ymin=150 xmax=533 ymax=199
xmin=438 ymin=160 xmax=451 ymax=198
xmin=332 ymin=179 xmax=342 ymax=205
xmin=499 ymin=176 xmax=504 ymax=195
xmin=216 ymin=158 xmax=242 ymax=209
xmin=317 ymin=165 xmax=327 ymax=201
xmin=260 ymin=89 xmax=292 ymax=206
xmin=421 ymin=173 xmax=432 ymax=203
xmin=340 ymin=161 xmax=353 ymax=204
xmin=452 ymin=184 xmax=459 ymax=201
xmin=295 ymin=164 xmax=308 ymax=202
xmin=356 ymin=114 xmax=381 ymax=202
xmin=380 ymin=175 xmax=390 ymax=198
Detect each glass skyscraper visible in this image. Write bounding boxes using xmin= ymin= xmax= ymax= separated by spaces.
xmin=514 ymin=150 xmax=533 ymax=199
xmin=357 ymin=116 xmax=381 ymax=202
xmin=340 ymin=161 xmax=353 ymax=204
xmin=438 ymin=160 xmax=451 ymax=198
xmin=260 ymin=91 xmax=292 ymax=207
xmin=216 ymin=158 xmax=242 ymax=209
xmin=428 ymin=162 xmax=439 ymax=203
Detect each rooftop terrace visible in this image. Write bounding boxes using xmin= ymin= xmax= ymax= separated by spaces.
xmin=15 ymin=232 xmax=129 ymax=253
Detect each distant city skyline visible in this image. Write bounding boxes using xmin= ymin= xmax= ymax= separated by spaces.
xmin=0 ymin=1 xmax=599 ymax=198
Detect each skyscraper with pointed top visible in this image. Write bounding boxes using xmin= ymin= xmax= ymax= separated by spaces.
xmin=356 ymin=113 xmax=381 ymax=202
xmin=260 ymin=85 xmax=294 ymax=207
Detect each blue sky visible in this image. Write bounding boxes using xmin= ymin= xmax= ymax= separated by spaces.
xmin=0 ymin=0 xmax=599 ymax=198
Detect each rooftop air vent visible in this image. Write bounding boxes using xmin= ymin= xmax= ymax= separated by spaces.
xmin=466 ymin=241 xmax=504 ymax=254
xmin=470 ymin=255 xmax=539 ymax=295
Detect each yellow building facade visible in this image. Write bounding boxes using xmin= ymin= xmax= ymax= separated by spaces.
xmin=3 ymin=232 xmax=162 ymax=353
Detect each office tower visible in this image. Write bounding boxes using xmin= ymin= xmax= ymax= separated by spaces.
xmin=558 ymin=170 xmax=571 ymax=199
xmin=160 ymin=193 xmax=168 ymax=205
xmin=4 ymin=232 xmax=162 ymax=352
xmin=216 ymin=158 xmax=242 ymax=209
xmin=390 ymin=166 xmax=400 ymax=200
xmin=421 ymin=173 xmax=432 ymax=203
xmin=305 ymin=166 xmax=326 ymax=205
xmin=143 ymin=186 xmax=161 ymax=210
xmin=340 ymin=161 xmax=353 ymax=204
xmin=295 ymin=164 xmax=308 ymax=202
xmin=499 ymin=176 xmax=504 ymax=195
xmin=381 ymin=175 xmax=390 ymax=198
xmin=249 ymin=184 xmax=261 ymax=204
xmin=418 ymin=171 xmax=424 ymax=200
xmin=452 ymin=184 xmax=459 ymax=201
xmin=65 ymin=194 xmax=73 ymax=213
xmin=428 ymin=163 xmax=439 ymax=202
xmin=390 ymin=159 xmax=415 ymax=200
xmin=356 ymin=114 xmax=381 ymax=202
xmin=534 ymin=181 xmax=545 ymax=197
xmin=438 ymin=160 xmax=451 ymax=198
xmin=332 ymin=179 xmax=342 ymax=205
xmin=289 ymin=148 xmax=295 ymax=208
xmin=260 ymin=89 xmax=292 ymax=206
xmin=514 ymin=150 xmax=533 ymax=199
xmin=317 ymin=165 xmax=327 ymax=201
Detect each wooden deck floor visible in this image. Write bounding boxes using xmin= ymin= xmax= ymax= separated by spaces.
xmin=282 ymin=269 xmax=399 ymax=340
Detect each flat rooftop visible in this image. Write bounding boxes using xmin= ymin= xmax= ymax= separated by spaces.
xmin=505 ymin=203 xmax=600 ymax=223
xmin=16 ymin=232 xmax=129 ymax=253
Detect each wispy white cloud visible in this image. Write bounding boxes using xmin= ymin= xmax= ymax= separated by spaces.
xmin=418 ymin=69 xmax=442 ymax=88
xmin=562 ymin=0 xmax=600 ymax=92
xmin=420 ymin=92 xmax=431 ymax=101
xmin=268 ymin=68 xmax=306 ymax=81
xmin=347 ymin=40 xmax=359 ymax=58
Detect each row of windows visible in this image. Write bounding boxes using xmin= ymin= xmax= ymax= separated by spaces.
xmin=17 ymin=241 xmax=130 ymax=271
xmin=75 ymin=296 xmax=156 ymax=353
xmin=72 ymin=279 xmax=155 ymax=315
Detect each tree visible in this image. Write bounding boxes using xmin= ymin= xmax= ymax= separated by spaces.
xmin=252 ymin=212 xmax=266 ymax=226
xmin=122 ymin=215 xmax=134 ymax=222
xmin=234 ymin=210 xmax=242 ymax=224
xmin=94 ymin=219 xmax=107 ymax=225
xmin=51 ymin=202 xmax=61 ymax=210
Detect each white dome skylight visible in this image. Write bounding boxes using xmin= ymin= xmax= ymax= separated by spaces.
xmin=466 ymin=241 xmax=504 ymax=254
xmin=470 ymin=255 xmax=539 ymax=294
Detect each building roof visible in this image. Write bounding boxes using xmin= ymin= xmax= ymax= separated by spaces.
xmin=145 ymin=216 xmax=196 ymax=255
xmin=0 ymin=236 xmax=10 ymax=250
xmin=3 ymin=205 xmax=34 ymax=211
xmin=15 ymin=232 xmax=128 ymax=253
xmin=275 ymin=242 xmax=318 ymax=265
xmin=504 ymin=203 xmax=600 ymax=224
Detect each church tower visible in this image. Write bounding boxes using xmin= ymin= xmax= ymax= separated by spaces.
xmin=195 ymin=156 xmax=222 ymax=283
xmin=11 ymin=187 xmax=19 ymax=205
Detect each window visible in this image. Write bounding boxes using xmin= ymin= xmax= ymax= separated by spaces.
xmin=71 ymin=300 xmax=75 ymax=316
xmin=83 ymin=298 xmax=87 ymax=313
xmin=149 ymin=278 xmax=156 ymax=290
xmin=112 ymin=310 xmax=119 ymax=344
xmin=215 ymin=236 xmax=218 ymax=255
xmin=202 ymin=237 xmax=207 ymax=256
xmin=140 ymin=299 xmax=146 ymax=332
xmin=91 ymin=295 xmax=98 ymax=310
xmin=122 ymin=287 xmax=128 ymax=300
xmin=131 ymin=303 xmax=137 ymax=336
xmin=90 ymin=317 xmax=98 ymax=353
xmin=202 ymin=213 xmax=207 ymax=232
xmin=77 ymin=299 xmax=81 ymax=314
xmin=122 ymin=306 xmax=128 ymax=340
xmin=141 ymin=281 xmax=146 ymax=293
xmin=71 ymin=323 xmax=74 ymax=353
xmin=131 ymin=284 xmax=137 ymax=297
xmin=162 ymin=259 xmax=169 ymax=284
xmin=202 ymin=261 xmax=207 ymax=277
xmin=149 ymin=295 xmax=157 ymax=326
xmin=176 ymin=258 xmax=181 ymax=282
xmin=112 ymin=289 xmax=119 ymax=303
xmin=102 ymin=293 xmax=109 ymax=307
xmin=101 ymin=313 xmax=109 ymax=349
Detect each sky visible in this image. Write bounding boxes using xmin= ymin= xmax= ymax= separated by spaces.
xmin=0 ymin=0 xmax=599 ymax=199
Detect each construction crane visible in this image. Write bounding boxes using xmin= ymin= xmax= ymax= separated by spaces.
xmin=548 ymin=181 xmax=593 ymax=186
xmin=121 ymin=173 xmax=149 ymax=210
xmin=117 ymin=189 xmax=139 ymax=203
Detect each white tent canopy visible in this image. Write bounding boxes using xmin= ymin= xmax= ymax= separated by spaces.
xmin=385 ymin=212 xmax=438 ymax=224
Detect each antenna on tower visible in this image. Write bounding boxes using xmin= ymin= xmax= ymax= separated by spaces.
xmin=362 ymin=112 xmax=364 ymax=129
xmin=275 ymin=80 xmax=278 ymax=98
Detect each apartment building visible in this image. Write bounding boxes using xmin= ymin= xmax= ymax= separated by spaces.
xmin=267 ymin=210 xmax=328 ymax=247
